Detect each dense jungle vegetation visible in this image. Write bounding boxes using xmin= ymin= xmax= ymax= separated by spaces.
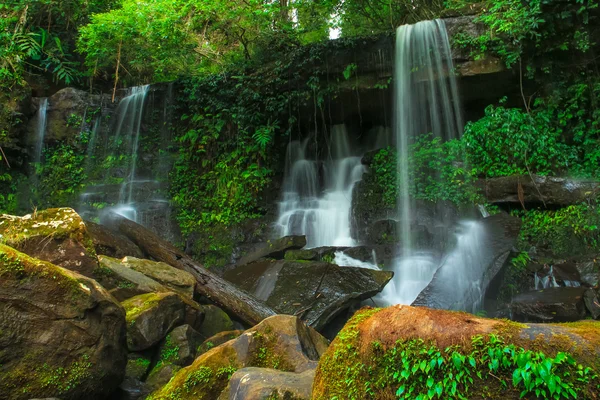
xmin=1 ymin=0 xmax=599 ymax=267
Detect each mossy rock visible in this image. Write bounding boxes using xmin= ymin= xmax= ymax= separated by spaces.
xmin=199 ymin=305 xmax=234 ymax=339
xmin=0 ymin=208 xmax=99 ymax=278
xmin=148 ymin=315 xmax=329 ymax=400
xmin=97 ymin=255 xmax=168 ymax=301
xmin=122 ymin=292 xmax=185 ymax=351
xmin=125 ymin=353 xmax=153 ymax=381
xmin=0 ymin=244 xmax=127 ymax=400
xmin=197 ymin=330 xmax=244 ymax=356
xmin=284 ymin=249 xmax=318 ymax=261
xmin=313 ymin=305 xmax=600 ymax=399
xmin=220 ymin=367 xmax=314 ymax=400
xmin=156 ymin=324 xmax=204 ymax=367
xmin=120 ymin=256 xmax=196 ymax=299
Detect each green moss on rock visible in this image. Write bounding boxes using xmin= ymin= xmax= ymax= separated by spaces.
xmin=313 ymin=306 xmax=600 ymax=400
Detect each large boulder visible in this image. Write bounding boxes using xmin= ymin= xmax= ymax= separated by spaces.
xmin=0 ymin=244 xmax=127 ymax=399
xmin=510 ymin=287 xmax=589 ymax=322
xmin=118 ymin=256 xmax=196 ymax=299
xmin=313 ymin=305 xmax=600 ymax=399
xmin=198 ymin=305 xmax=234 ymax=339
xmin=413 ymin=213 xmax=521 ymax=311
xmin=27 ymin=88 xmax=112 ymax=147
xmin=96 ymin=255 xmax=168 ymax=301
xmin=236 ymin=235 xmax=307 ymax=266
xmin=122 ymin=292 xmax=186 ymax=351
xmin=224 ymin=260 xmax=393 ymax=330
xmin=478 ymin=175 xmax=600 ymax=207
xmin=147 ymin=315 xmax=329 ymax=400
xmin=86 ymin=221 xmax=144 ymax=259
xmin=219 ymin=367 xmax=314 ymax=400
xmin=0 ymin=208 xmax=99 ymax=278
xmin=156 ymin=324 xmax=204 ymax=367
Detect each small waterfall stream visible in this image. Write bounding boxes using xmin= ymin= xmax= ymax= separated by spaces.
xmin=276 ymin=125 xmax=365 ymax=248
xmin=33 ymin=98 xmax=49 ymax=166
xmin=77 ymin=84 xmax=175 ymax=241
xmin=384 ymin=20 xmax=487 ymax=311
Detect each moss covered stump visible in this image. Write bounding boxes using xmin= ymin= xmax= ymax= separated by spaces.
xmin=313 ymin=305 xmax=600 ymax=400
xmin=0 ymin=244 xmax=127 ymax=400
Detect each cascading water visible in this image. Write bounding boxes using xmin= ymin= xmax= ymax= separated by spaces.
xmin=33 ymin=98 xmax=49 ymax=166
xmin=380 ymin=20 xmax=489 ymax=311
xmin=77 ymin=84 xmax=176 ymax=241
xmin=395 ymin=19 xmax=463 ymax=256
xmin=276 ymin=125 xmax=365 ymax=248
xmin=113 ymin=85 xmax=150 ymax=207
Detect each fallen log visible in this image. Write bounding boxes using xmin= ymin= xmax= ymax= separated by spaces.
xmin=103 ymin=212 xmax=276 ymax=326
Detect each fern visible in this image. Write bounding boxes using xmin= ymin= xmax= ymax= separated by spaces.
xmin=253 ymin=124 xmax=274 ymax=149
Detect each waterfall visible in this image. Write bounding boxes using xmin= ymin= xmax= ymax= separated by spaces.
xmin=275 ymin=125 xmax=365 ymax=248
xmin=33 ymin=98 xmax=49 ymax=165
xmin=113 ymin=85 xmax=150 ymax=205
xmin=395 ymin=19 xmax=463 ymax=254
xmin=379 ymin=20 xmax=488 ymax=311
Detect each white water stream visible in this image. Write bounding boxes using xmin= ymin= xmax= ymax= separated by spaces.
xmin=276 ymin=125 xmax=365 ymax=248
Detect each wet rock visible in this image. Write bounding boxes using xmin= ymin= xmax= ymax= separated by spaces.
xmin=145 ymin=363 xmax=182 ymax=394
xmin=510 ymin=287 xmax=588 ymax=322
xmin=284 ymin=249 xmax=318 ymax=261
xmin=123 ymin=292 xmax=185 ymax=351
xmin=576 ymin=259 xmax=599 ymax=287
xmin=479 ymin=175 xmax=600 ymax=207
xmin=366 ymin=219 xmax=399 ymax=244
xmin=0 ymin=208 xmax=99 ymax=278
xmin=0 ymin=244 xmax=127 ymax=400
xmin=86 ymin=220 xmax=144 ymax=258
xmin=96 ymin=255 xmax=168 ymax=301
xmin=148 ymin=315 xmax=328 ymax=399
xmin=119 ymin=256 xmax=196 ymax=299
xmin=220 ymin=367 xmax=314 ymax=400
xmin=413 ymin=213 xmax=521 ymax=311
xmin=27 ymin=88 xmax=111 ymax=146
xmin=157 ymin=324 xmax=204 ymax=367
xmin=197 ymin=330 xmax=244 ymax=356
xmin=198 ymin=305 xmax=234 ymax=339
xmin=236 ymin=235 xmax=307 ymax=266
xmin=583 ymin=289 xmax=600 ymax=320
xmin=313 ymin=305 xmax=600 ymax=400
xmin=125 ymin=353 xmax=152 ymax=381
xmin=224 ymin=260 xmax=393 ymax=330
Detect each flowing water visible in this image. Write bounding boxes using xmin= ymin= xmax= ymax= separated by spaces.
xmin=379 ymin=20 xmax=488 ymax=311
xmin=394 ymin=19 xmax=463 ymax=253
xmin=276 ymin=125 xmax=365 ymax=248
xmin=33 ymin=98 xmax=49 ymax=166
xmin=77 ymin=84 xmax=176 ymax=241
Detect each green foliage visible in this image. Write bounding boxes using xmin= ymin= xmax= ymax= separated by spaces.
xmin=462 ymin=103 xmax=574 ymax=178
xmin=36 ymin=144 xmax=86 ymax=207
xmin=370 ymin=139 xmax=480 ymax=208
xmin=0 ymin=0 xmax=115 ymax=88
xmin=516 ymin=203 xmax=600 ymax=256
xmin=381 ymin=335 xmax=597 ymax=400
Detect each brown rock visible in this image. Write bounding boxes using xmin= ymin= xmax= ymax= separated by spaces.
xmin=0 ymin=244 xmax=127 ymax=400
xmin=122 ymin=292 xmax=186 ymax=351
xmin=148 ymin=315 xmax=329 ymax=399
xmin=86 ymin=220 xmax=144 ymax=258
xmin=219 ymin=367 xmax=314 ymax=400
xmin=313 ymin=306 xmax=600 ymax=399
xmin=0 ymin=208 xmax=99 ymax=278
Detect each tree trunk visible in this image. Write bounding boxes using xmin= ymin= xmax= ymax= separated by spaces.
xmin=103 ymin=212 xmax=276 ymax=326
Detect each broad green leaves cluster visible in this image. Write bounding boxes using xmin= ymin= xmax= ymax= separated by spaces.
xmin=516 ymin=203 xmax=600 ymax=255
xmin=370 ymin=138 xmax=480 ymax=208
xmin=385 ymin=334 xmax=596 ymax=400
